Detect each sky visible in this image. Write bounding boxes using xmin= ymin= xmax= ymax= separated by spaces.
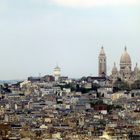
xmin=0 ymin=0 xmax=140 ymax=80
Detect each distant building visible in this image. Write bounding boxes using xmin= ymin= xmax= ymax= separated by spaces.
xmin=28 ymin=76 xmax=41 ymax=82
xmin=41 ymin=75 xmax=55 ymax=82
xmin=98 ymin=46 xmax=140 ymax=85
xmin=54 ymin=65 xmax=61 ymax=81
xmin=110 ymin=47 xmax=140 ymax=85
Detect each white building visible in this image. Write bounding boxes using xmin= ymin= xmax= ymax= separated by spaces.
xmin=54 ymin=65 xmax=61 ymax=81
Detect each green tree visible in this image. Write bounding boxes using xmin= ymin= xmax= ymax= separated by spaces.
xmin=113 ymin=78 xmax=130 ymax=90
xmin=131 ymin=80 xmax=140 ymax=89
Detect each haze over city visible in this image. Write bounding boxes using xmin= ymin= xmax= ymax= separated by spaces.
xmin=0 ymin=0 xmax=140 ymax=80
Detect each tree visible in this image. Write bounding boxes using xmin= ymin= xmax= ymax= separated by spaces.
xmin=92 ymin=83 xmax=100 ymax=91
xmin=113 ymin=78 xmax=130 ymax=91
xmin=131 ymin=80 xmax=140 ymax=89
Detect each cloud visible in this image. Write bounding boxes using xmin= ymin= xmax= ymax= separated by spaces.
xmin=50 ymin=0 xmax=140 ymax=8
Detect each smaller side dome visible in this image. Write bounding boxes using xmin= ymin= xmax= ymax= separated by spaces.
xmin=134 ymin=63 xmax=140 ymax=73
xmin=112 ymin=63 xmax=118 ymax=74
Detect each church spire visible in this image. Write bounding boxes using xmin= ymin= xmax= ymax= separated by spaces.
xmin=100 ymin=46 xmax=105 ymax=55
xmin=125 ymin=46 xmax=127 ymax=51
xmin=98 ymin=46 xmax=107 ymax=77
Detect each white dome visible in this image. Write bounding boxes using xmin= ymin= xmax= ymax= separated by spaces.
xmin=120 ymin=47 xmax=131 ymax=64
xmin=54 ymin=65 xmax=61 ymax=76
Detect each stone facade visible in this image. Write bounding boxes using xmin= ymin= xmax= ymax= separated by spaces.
xmin=110 ymin=47 xmax=140 ymax=84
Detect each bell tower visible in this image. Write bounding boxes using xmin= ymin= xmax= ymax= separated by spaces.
xmin=98 ymin=46 xmax=107 ymax=77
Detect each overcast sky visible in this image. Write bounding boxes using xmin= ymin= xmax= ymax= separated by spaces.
xmin=0 ymin=0 xmax=140 ymax=80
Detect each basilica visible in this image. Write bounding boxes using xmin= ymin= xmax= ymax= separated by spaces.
xmin=98 ymin=47 xmax=140 ymax=85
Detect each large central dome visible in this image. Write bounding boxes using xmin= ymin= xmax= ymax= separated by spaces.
xmin=120 ymin=47 xmax=131 ymax=64
xmin=120 ymin=47 xmax=132 ymax=72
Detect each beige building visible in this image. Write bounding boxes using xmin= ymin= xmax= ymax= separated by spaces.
xmin=98 ymin=46 xmax=140 ymax=85
xmin=111 ymin=47 xmax=140 ymax=84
